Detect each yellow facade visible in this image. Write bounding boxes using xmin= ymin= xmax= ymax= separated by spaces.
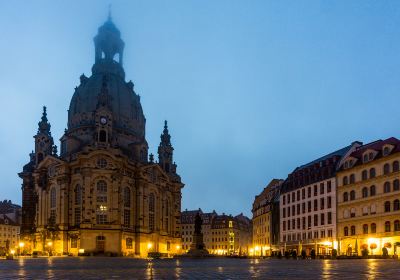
xmin=337 ymin=141 xmax=400 ymax=256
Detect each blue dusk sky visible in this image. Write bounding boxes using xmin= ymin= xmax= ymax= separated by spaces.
xmin=1 ymin=1 xmax=400 ymax=217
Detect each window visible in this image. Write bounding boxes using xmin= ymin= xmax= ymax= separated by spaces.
xmin=371 ymin=204 xmax=377 ymax=214
xmin=384 ymin=182 xmax=391 ymax=193
xmin=165 ymin=200 xmax=170 ymax=232
xmin=363 ymin=154 xmax=368 ymax=162
xmin=149 ymin=193 xmax=155 ymax=231
xmin=292 ymin=205 xmax=295 ymax=216
xmin=363 ymin=224 xmax=368 ymax=234
xmin=384 ymin=201 xmax=391 ymax=212
xmin=97 ymin=158 xmax=107 ymax=168
xmin=292 ymin=193 xmax=295 ymax=203
xmin=126 ymin=238 xmax=133 ymax=249
xmin=362 ymin=206 xmax=369 ymax=216
xmin=362 ymin=170 xmax=368 ymax=180
xmin=395 ymin=220 xmax=400 ymax=231
xmin=308 ymin=187 xmax=311 ymax=198
xmin=370 ymin=185 xmax=376 ymax=196
xmin=369 ymin=152 xmax=374 ymax=160
xmin=383 ymin=164 xmax=390 ymax=175
xmin=283 ymin=208 xmax=286 ymax=218
xmin=320 ymin=183 xmax=324 ymax=194
xmin=344 ymin=226 xmax=349 ymax=236
xmin=297 ymin=190 xmax=300 ymax=201
xmin=124 ymin=187 xmax=131 ymax=207
xmin=314 ymin=185 xmax=317 ymax=196
xmin=327 ymin=212 xmax=332 ymax=224
xmin=297 ymin=218 xmax=300 ymax=229
xmin=369 ymin=168 xmax=376 ymax=178
xmin=99 ymin=130 xmax=107 ymax=142
xmin=343 ymin=176 xmax=348 ymax=186
xmin=383 ymin=147 xmax=390 ymax=156
xmin=50 ymin=188 xmax=56 ymax=208
xmin=74 ymin=208 xmax=81 ymax=225
xmin=351 ymin=226 xmax=356 ymax=236
xmin=314 ymin=199 xmax=318 ymax=211
xmin=71 ymin=238 xmax=78 ymax=248
xmin=371 ymin=223 xmax=376 ymax=233
xmin=308 ymin=201 xmax=311 ymax=212
xmin=394 ymin=179 xmax=400 ymax=191
xmin=292 ymin=219 xmax=295 ymax=229
xmin=96 ymin=180 xmax=107 ymax=203
xmin=350 ymin=190 xmax=355 ymax=201
xmin=96 ymin=213 xmax=107 ymax=224
xmin=302 ymin=188 xmax=305 ymax=199
xmin=393 ymin=161 xmax=399 ymax=172
xmin=283 ymin=195 xmax=286 ymax=205
xmin=327 ymin=180 xmax=332 ymax=192
xmin=327 ymin=196 xmax=332 ymax=208
xmin=314 ymin=214 xmax=318 ymax=226
xmin=302 ymin=217 xmax=306 ymax=230
xmin=124 ymin=209 xmax=130 ymax=227
xmin=385 ymin=221 xmax=391 ymax=232
xmin=394 ymin=199 xmax=400 ymax=211
xmin=349 ymin=174 xmax=355 ymax=184
xmin=288 ymin=207 xmax=290 ymax=217
xmin=362 ymin=187 xmax=368 ymax=198
xmin=297 ymin=204 xmax=300 ymax=215
xmin=283 ymin=221 xmax=286 ymax=231
xmin=320 ymin=213 xmax=325 ymax=225
xmin=320 ymin=198 xmax=324 ymax=210
xmin=343 ymin=192 xmax=349 ymax=202
xmin=328 ymin=229 xmax=333 ymax=237
xmin=350 ymin=208 xmax=356 ymax=218
xmin=75 ymin=184 xmax=82 ymax=205
xmin=302 ymin=203 xmax=305 ymax=214
xmin=308 ymin=216 xmax=311 ymax=228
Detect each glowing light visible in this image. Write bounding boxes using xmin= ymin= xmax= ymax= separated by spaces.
xmin=78 ymin=249 xmax=85 ymax=254
xmin=19 ymin=242 xmax=25 ymax=248
xmin=147 ymin=242 xmax=153 ymax=250
xmin=10 ymin=250 xmax=15 ymax=255
xmin=321 ymin=241 xmax=332 ymax=247
xmin=255 ymin=246 xmax=260 ymax=251
xmin=176 ymin=245 xmax=180 ymax=250
xmin=47 ymin=242 xmax=53 ymax=247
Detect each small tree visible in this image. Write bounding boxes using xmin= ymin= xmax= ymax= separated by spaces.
xmin=361 ymin=248 xmax=369 ymax=258
xmin=370 ymin=243 xmax=377 ymax=255
xmin=382 ymin=247 xmax=388 ymax=258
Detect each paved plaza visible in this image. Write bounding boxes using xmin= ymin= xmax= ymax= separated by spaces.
xmin=0 ymin=257 xmax=399 ymax=279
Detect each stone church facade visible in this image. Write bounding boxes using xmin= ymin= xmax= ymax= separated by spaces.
xmin=19 ymin=17 xmax=183 ymax=257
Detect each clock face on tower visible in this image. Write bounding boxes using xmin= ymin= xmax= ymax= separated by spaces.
xmin=100 ymin=116 xmax=107 ymax=125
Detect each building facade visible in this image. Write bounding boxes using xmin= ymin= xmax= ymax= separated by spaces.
xmin=181 ymin=209 xmax=252 ymax=255
xmin=0 ymin=215 xmax=20 ymax=255
xmin=19 ymin=17 xmax=184 ymax=257
xmin=279 ymin=142 xmax=360 ymax=256
xmin=252 ymin=179 xmax=283 ymax=256
xmin=337 ymin=138 xmax=400 ymax=256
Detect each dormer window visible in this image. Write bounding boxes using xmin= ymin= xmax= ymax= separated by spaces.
xmin=363 ymin=154 xmax=368 ymax=163
xmin=344 ymin=162 xmax=348 ymax=169
xmin=382 ymin=145 xmax=393 ymax=156
xmin=369 ymin=152 xmax=374 ymax=160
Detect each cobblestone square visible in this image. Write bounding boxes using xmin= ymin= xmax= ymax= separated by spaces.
xmin=0 ymin=257 xmax=399 ymax=279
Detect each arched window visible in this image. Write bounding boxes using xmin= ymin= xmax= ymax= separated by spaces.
xmin=363 ymin=154 xmax=368 ymax=162
xmin=362 ymin=206 xmax=369 ymax=216
xmin=393 ymin=161 xmax=399 ymax=172
xmin=371 ymin=223 xmax=376 ymax=233
xmin=384 ymin=182 xmax=391 ymax=193
xmin=362 ymin=187 xmax=368 ymax=198
xmin=393 ymin=179 xmax=400 ymax=191
xmin=126 ymin=238 xmax=133 ymax=249
xmin=124 ymin=187 xmax=131 ymax=208
xmin=363 ymin=224 xmax=368 ymax=234
xmin=394 ymin=220 xmax=400 ymax=231
xmin=369 ymin=168 xmax=376 ymax=178
xmin=343 ymin=192 xmax=349 ymax=202
xmin=362 ymin=170 xmax=368 ymax=180
xmin=149 ymin=193 xmax=155 ymax=231
xmin=343 ymin=176 xmax=348 ymax=186
xmin=384 ymin=201 xmax=391 ymax=212
xmin=350 ymin=208 xmax=356 ymax=218
xmin=50 ymin=188 xmax=56 ymax=208
xmin=344 ymin=226 xmax=349 ymax=236
xmin=350 ymin=190 xmax=356 ymax=201
xmin=165 ymin=199 xmax=169 ymax=232
xmin=96 ymin=180 xmax=107 ymax=203
xmin=371 ymin=204 xmax=377 ymax=214
xmin=75 ymin=184 xmax=82 ymax=205
xmin=350 ymin=174 xmax=355 ymax=184
xmin=383 ymin=163 xmax=390 ymax=175
xmin=385 ymin=221 xmax=391 ymax=232
xmin=351 ymin=226 xmax=356 ymax=236
xmin=394 ymin=199 xmax=400 ymax=211
xmin=344 ymin=209 xmax=350 ymax=218
xmin=383 ymin=147 xmax=390 ymax=156
xmin=370 ymin=185 xmax=376 ymax=196
xmin=99 ymin=130 xmax=107 ymax=142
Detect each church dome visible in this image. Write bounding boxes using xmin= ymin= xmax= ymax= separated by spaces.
xmin=67 ymin=18 xmax=146 ymax=139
